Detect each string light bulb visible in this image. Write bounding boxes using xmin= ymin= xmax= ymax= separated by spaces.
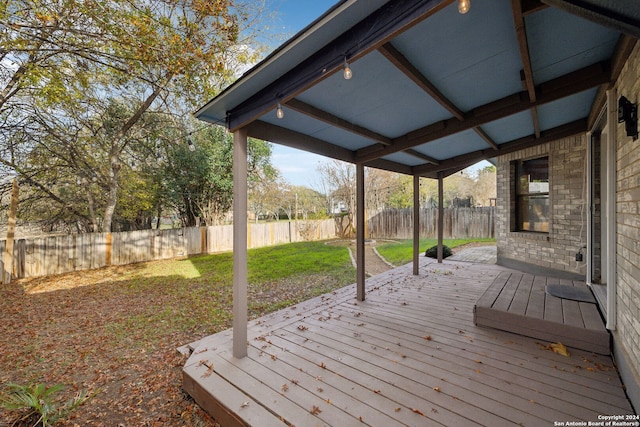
xmin=458 ymin=0 xmax=470 ymax=14
xmin=343 ymin=58 xmax=352 ymax=80
xmin=187 ymin=138 xmax=196 ymax=152
xmin=276 ymin=103 xmax=284 ymax=119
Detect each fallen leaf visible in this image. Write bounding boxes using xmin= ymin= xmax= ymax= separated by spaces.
xmin=549 ymin=342 xmax=570 ymax=357
xmin=424 ymin=335 xmax=432 ymax=341
xmin=412 ymin=408 xmax=425 ymax=416
xmin=433 ymin=386 xmax=441 ymax=392
xmin=310 ymin=405 xmax=322 ymax=415
xmin=297 ymin=325 xmax=308 ymax=331
xmin=281 ymin=384 xmax=289 ymax=392
xmin=395 ymin=407 xmax=402 ymax=412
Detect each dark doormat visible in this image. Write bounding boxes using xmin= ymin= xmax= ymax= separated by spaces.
xmin=545 ymin=284 xmax=596 ymax=303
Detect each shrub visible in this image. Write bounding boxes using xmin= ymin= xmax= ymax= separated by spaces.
xmin=0 ymin=383 xmax=92 ymax=427
xmin=424 ymin=245 xmax=452 ymax=259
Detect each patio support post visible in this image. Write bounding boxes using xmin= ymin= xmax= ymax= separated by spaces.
xmin=232 ymin=128 xmax=248 ymax=358
xmin=437 ymin=172 xmax=444 ymax=263
xmin=413 ymin=175 xmax=420 ymax=275
xmin=356 ymin=163 xmax=365 ymax=301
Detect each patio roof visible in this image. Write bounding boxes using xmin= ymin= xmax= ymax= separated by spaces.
xmin=195 ymin=0 xmax=639 ymax=178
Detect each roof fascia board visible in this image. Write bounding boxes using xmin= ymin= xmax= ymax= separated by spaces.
xmin=194 ymin=0 xmax=352 ymax=122
xmin=356 ymin=60 xmax=611 ymax=163
xmin=541 ymin=0 xmax=640 ymax=39
xmin=226 ymin=0 xmax=451 ymax=131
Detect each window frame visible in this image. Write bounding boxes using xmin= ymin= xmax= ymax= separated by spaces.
xmin=513 ymin=156 xmax=550 ymax=233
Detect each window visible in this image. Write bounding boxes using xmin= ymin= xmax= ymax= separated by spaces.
xmin=515 ymin=157 xmax=549 ymax=232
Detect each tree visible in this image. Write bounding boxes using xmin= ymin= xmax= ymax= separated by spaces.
xmin=316 ymin=160 xmax=357 ymax=237
xmin=163 ymin=125 xmax=275 ymax=227
xmin=248 ymin=174 xmax=289 ymax=222
xmin=290 ymin=186 xmax=326 ymax=219
xmin=471 ymin=165 xmax=497 ymax=206
xmin=1 ymin=0 xmax=265 ymax=231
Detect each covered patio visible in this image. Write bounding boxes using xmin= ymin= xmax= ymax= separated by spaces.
xmin=182 ymin=257 xmax=632 ymax=426
xmin=184 ymin=0 xmax=640 ymax=424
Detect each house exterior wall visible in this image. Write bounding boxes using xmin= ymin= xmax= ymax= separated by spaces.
xmin=496 ymin=135 xmax=588 ymax=278
xmin=497 ymin=41 xmax=640 ymax=410
xmin=612 ymin=41 xmax=640 ymax=409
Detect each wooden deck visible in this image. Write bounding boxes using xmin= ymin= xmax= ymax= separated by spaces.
xmin=474 ymin=272 xmax=610 ymax=354
xmin=182 ymin=258 xmax=631 ymax=427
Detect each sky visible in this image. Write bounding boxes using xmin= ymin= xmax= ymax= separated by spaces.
xmin=263 ymin=1 xmax=490 ymax=187
xmin=266 ymin=1 xmax=337 ymax=187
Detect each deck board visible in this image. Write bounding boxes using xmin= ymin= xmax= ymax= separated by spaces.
xmin=474 ymin=270 xmax=609 ymax=354
xmin=183 ymin=258 xmax=630 ymax=427
xmin=509 ymin=273 xmax=534 ymax=315
xmin=525 ymin=275 xmax=547 ymax=319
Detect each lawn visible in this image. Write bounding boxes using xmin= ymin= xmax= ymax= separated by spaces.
xmin=0 ymin=241 xmax=355 ymax=427
xmin=376 ymin=237 xmax=496 ymax=266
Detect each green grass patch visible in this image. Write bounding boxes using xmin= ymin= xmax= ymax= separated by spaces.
xmin=101 ymin=240 xmax=355 ymax=349
xmin=377 ymin=238 xmax=496 ymax=266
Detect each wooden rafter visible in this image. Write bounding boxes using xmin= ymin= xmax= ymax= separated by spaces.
xmin=285 ymin=98 xmax=444 ymax=163
xmin=521 ymin=0 xmax=548 ymax=16
xmin=244 ymin=120 xmax=355 ymax=163
xmin=378 ymin=42 xmax=499 ymax=150
xmin=378 ymin=42 xmax=464 ymax=120
xmin=285 ymin=99 xmax=392 ymax=145
xmin=587 ymin=35 xmax=637 ymax=128
xmin=414 ymin=119 xmax=587 ymax=177
xmin=512 ymin=1 xmax=536 ymax=102
xmin=355 ymin=61 xmax=610 ymax=163
xmin=541 ymin=0 xmax=640 ymax=39
xmin=405 ymin=149 xmax=440 ymax=165
xmin=512 ymin=0 xmax=541 ymax=138
xmin=473 ymin=127 xmax=500 ymax=150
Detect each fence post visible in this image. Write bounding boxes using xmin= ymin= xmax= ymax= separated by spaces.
xmin=105 ymin=232 xmax=113 ymax=266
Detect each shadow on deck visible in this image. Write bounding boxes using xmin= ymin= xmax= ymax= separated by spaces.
xmin=181 ymin=258 xmax=628 ymax=427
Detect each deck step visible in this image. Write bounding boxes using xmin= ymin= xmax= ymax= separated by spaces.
xmin=474 ymin=272 xmax=610 ymax=354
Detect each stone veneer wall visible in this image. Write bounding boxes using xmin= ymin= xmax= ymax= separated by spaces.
xmin=496 ymin=134 xmax=589 ymax=277
xmin=613 ymin=41 xmax=640 ymax=409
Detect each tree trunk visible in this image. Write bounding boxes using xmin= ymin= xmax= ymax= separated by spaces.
xmin=102 ymin=73 xmax=175 ymax=232
xmin=102 ymin=152 xmax=121 ymax=232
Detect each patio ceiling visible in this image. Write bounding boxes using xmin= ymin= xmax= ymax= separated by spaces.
xmin=195 ymin=0 xmax=639 ymax=179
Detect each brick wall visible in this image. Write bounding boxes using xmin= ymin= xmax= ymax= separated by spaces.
xmin=613 ymin=41 xmax=640 ymax=394
xmin=496 ymin=134 xmax=588 ymax=276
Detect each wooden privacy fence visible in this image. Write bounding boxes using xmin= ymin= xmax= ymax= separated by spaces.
xmin=0 ymin=219 xmax=336 ymax=280
xmin=367 ymin=207 xmax=495 ymax=240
